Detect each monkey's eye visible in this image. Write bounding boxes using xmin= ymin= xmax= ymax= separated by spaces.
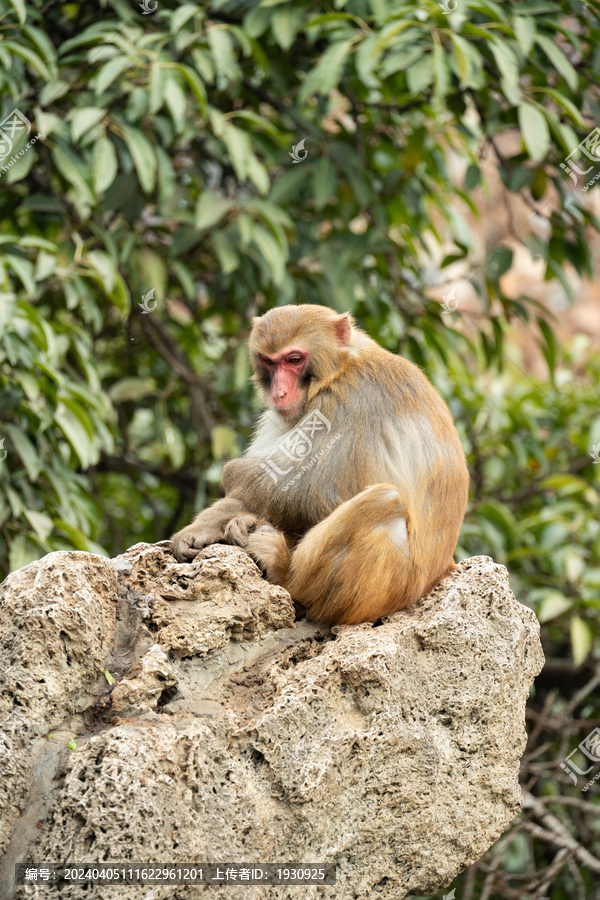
xmin=258 ymin=355 xmax=274 ymax=368
xmin=287 ymin=355 xmax=303 ymax=365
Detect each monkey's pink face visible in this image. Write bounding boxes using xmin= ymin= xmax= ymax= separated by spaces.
xmin=257 ymin=347 xmax=309 ymax=418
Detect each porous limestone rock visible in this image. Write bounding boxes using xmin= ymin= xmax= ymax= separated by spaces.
xmin=0 ymin=545 xmax=544 ymax=900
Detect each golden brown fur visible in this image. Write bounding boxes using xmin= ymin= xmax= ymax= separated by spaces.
xmin=172 ymin=304 xmax=469 ymax=625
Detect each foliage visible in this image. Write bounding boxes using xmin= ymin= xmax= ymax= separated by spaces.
xmin=449 ymin=336 xmax=600 ymax=667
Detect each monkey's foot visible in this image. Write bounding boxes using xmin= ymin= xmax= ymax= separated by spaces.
xmin=223 ymin=514 xmax=271 ymax=547
xmin=245 ymin=525 xmax=291 ymax=586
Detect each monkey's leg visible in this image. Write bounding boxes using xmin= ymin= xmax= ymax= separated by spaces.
xmin=172 ymin=498 xmax=272 ymax=562
xmin=285 ymin=483 xmax=425 ymax=626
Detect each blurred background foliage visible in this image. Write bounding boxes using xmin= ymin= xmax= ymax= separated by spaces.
xmin=1 ymin=0 xmax=600 ymax=896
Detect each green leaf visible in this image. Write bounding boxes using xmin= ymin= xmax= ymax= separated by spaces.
xmin=105 ymin=272 xmax=130 ymax=316
xmin=4 ymin=424 xmax=41 ymax=480
xmin=244 ymin=6 xmax=270 ymax=38
xmin=163 ymin=420 xmax=185 ymax=468
xmin=537 ymin=317 xmax=558 ymax=371
xmin=432 ymin=39 xmax=450 ymax=106
xmin=169 ymin=2 xmax=201 ymax=33
xmin=3 ymin=41 xmax=51 ymax=81
xmin=540 ymin=521 xmax=569 ymax=550
xmin=70 ymin=107 xmax=106 ymax=143
xmin=271 ymin=6 xmax=304 ymax=51
xmin=464 ymin=164 xmax=481 ymax=191
xmin=449 ymin=34 xmax=482 ymax=89
xmin=164 ymin=77 xmax=187 ymax=134
xmin=4 ymin=255 xmax=36 ymax=295
xmin=9 ymin=535 xmax=38 ymax=573
xmin=564 ymin=549 xmax=585 ymax=583
xmin=23 ymin=24 xmax=58 ymax=78
xmin=259 ymin=0 xmax=295 ymax=7
xmin=95 ymin=56 xmax=133 ymax=96
xmin=406 ymin=54 xmax=433 ymax=94
xmin=212 ymin=231 xmax=239 ymax=274
xmin=570 ymin=616 xmax=593 ymax=666
xmin=172 ymin=63 xmax=207 ymax=117
xmin=298 ymin=38 xmax=354 ymax=103
xmin=92 ymin=135 xmax=118 ymax=194
xmin=24 ymin=509 xmax=54 ymax=542
xmin=0 ymin=235 xmax=57 ymax=251
xmin=149 ymin=60 xmax=165 ymax=115
xmin=156 ymin=144 xmax=176 ymax=208
xmin=477 ymin=501 xmax=518 ymax=541
xmin=54 ymin=519 xmax=107 ymax=554
xmin=119 ymin=124 xmax=157 ymax=194
xmin=109 ymin=378 xmax=157 ymax=403
xmin=195 ymin=191 xmax=234 ymax=230
xmin=211 ymin=425 xmax=240 ymax=460
xmin=55 ymin=402 xmax=97 ymax=468
xmin=490 ymin=39 xmax=521 ymax=105
xmin=51 ymin=145 xmax=94 ymax=205
xmin=518 ymin=103 xmax=550 ymax=163
xmin=532 ymin=88 xmax=585 ymax=128
xmin=536 ymin=34 xmax=578 ymax=92
xmin=221 ymin=122 xmax=250 ymax=182
xmin=8 ymin=0 xmax=26 ymax=25
xmin=87 ymin=250 xmax=117 ymax=294
xmin=251 ymin=225 xmax=286 ymax=285
xmin=5 ymin=141 xmax=37 ymax=184
xmin=134 ymin=247 xmax=167 ymax=300
xmin=207 ymin=26 xmax=239 ymax=82
xmin=513 ymin=16 xmax=536 ymax=56
xmin=487 ymin=246 xmax=513 ymax=279
xmin=537 ymin=591 xmax=573 ymax=623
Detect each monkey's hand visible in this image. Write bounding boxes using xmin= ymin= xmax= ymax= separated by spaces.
xmin=172 ymin=498 xmax=254 ymax=562
xmin=172 ymin=523 xmax=224 ymax=562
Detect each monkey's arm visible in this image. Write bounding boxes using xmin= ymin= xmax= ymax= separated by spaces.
xmin=222 ymin=457 xmax=264 ymax=493
xmin=172 ymin=497 xmax=271 ymax=562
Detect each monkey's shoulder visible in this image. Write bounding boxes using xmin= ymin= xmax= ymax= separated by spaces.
xmin=346 ymin=349 xmax=446 ymax=407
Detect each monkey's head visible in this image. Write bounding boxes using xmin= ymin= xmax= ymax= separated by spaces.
xmin=248 ymin=304 xmax=354 ymax=419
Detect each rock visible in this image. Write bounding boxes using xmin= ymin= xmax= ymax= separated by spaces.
xmin=0 ymin=546 xmax=544 ymax=900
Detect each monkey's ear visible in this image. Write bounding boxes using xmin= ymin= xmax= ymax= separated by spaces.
xmin=334 ymin=312 xmax=353 ymax=347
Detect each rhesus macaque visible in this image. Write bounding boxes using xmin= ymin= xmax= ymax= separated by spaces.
xmin=172 ymin=304 xmax=469 ymax=626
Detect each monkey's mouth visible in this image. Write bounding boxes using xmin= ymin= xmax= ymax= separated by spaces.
xmin=275 ymin=405 xmax=303 ymax=418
